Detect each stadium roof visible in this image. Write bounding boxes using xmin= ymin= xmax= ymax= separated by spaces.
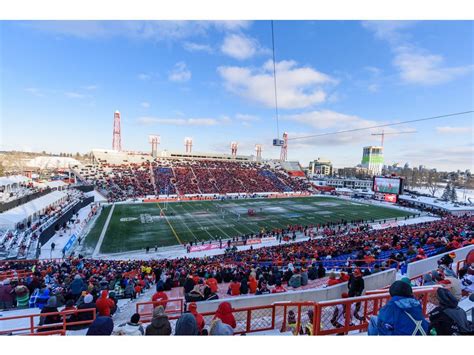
xmin=26 ymin=156 xmax=81 ymax=169
xmin=0 ymin=190 xmax=67 ymax=229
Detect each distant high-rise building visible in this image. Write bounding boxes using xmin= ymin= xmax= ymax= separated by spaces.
xmin=361 ymin=146 xmax=383 ymax=175
xmin=309 ymin=157 xmax=333 ymax=176
xmin=112 ymin=110 xmax=122 ymax=151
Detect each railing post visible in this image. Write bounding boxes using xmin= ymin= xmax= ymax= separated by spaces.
xmin=313 ymin=303 xmax=321 ymax=335
xmin=271 ymin=305 xmax=275 ymax=331
xmin=30 ymin=315 xmax=35 ymax=334
xmin=246 ymin=309 xmax=251 ymax=333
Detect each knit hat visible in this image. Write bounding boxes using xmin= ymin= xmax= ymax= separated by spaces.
xmin=130 ymin=313 xmax=140 ymax=324
xmin=46 ymin=296 xmax=57 ymax=308
xmin=175 ymin=313 xmax=198 ymax=335
xmin=84 ymin=294 xmax=93 ymax=304
xmin=389 ymin=280 xmax=413 ymax=298
xmin=188 ymin=302 xmax=198 ymax=312
xmin=153 ymin=305 xmax=166 ymax=318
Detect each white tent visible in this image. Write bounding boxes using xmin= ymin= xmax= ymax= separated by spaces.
xmin=0 ymin=175 xmax=31 ymax=188
xmin=0 ymin=190 xmax=68 ymax=229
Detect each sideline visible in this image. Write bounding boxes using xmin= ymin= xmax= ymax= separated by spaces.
xmin=92 ymin=204 xmax=115 ymax=257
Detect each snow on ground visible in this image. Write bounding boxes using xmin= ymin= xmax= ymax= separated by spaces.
xmin=39 ymin=204 xmax=96 ymax=259
xmin=410 ymin=186 xmax=474 ymax=203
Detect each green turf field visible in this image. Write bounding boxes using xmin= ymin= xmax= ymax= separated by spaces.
xmin=93 ymin=196 xmax=414 ymax=254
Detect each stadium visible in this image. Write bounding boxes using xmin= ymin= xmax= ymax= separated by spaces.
xmin=1 ymin=16 xmax=473 ymax=342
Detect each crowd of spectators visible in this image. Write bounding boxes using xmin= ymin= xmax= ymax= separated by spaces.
xmin=82 ymin=159 xmax=312 ymax=201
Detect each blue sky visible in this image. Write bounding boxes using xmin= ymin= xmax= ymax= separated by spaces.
xmin=0 ymin=20 xmax=473 ymax=170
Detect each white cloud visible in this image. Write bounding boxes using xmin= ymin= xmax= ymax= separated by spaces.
xmin=64 ymin=91 xmax=85 ymax=99
xmin=235 ymin=113 xmax=260 ymax=122
xmin=221 ymin=34 xmax=260 ymax=60
xmin=168 ymin=62 xmax=191 ymax=82
xmin=141 ymin=102 xmax=150 ymax=109
xmin=368 ymin=84 xmax=379 ymax=92
xmin=218 ymin=60 xmax=336 ymax=109
xmin=183 ymin=41 xmax=213 ymax=53
xmin=82 ymin=84 xmax=98 ymax=90
xmin=137 ymin=116 xmax=223 ymax=126
xmin=393 ymin=47 xmax=473 ymax=85
xmin=363 ymin=21 xmax=473 ymax=86
xmin=137 ymin=73 xmax=152 ymax=81
xmin=23 ymin=21 xmax=252 ymax=42
xmin=436 ymin=126 xmax=473 ymax=134
xmin=285 ymin=110 xmax=378 ymax=131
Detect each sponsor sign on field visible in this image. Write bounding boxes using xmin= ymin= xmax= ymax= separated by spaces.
xmin=190 ymin=244 xmax=220 ymax=252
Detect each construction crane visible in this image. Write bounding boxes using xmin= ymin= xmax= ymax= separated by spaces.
xmin=371 ymin=130 xmax=417 ymax=147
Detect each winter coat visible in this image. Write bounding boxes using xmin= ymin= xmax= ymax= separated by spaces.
xmin=429 ymin=288 xmax=473 ymax=335
xmin=206 ymin=278 xmax=218 ymax=293
xmin=240 ymin=279 xmax=249 ymax=295
xmin=189 ymin=305 xmax=205 ymax=333
xmin=152 ymin=291 xmax=168 ymax=307
xmin=374 ymin=296 xmax=429 ymax=335
xmin=86 ymin=316 xmax=114 ymax=335
xmin=70 ymin=277 xmax=85 ymax=296
xmin=35 ymin=289 xmax=51 ymax=309
xmin=113 ymin=322 xmax=145 ymax=336
xmin=14 ymin=285 xmax=29 ymax=308
xmin=209 ymin=319 xmax=234 ymax=335
xmin=301 ymin=271 xmax=308 ymax=286
xmin=183 ymin=277 xmax=195 ymax=294
xmin=145 ymin=306 xmax=172 ymax=335
xmin=0 ymin=283 xmax=14 ymax=303
xmin=289 ymin=274 xmax=302 ymax=289
xmin=214 ymin=302 xmax=236 ymax=329
xmin=348 ymin=275 xmax=364 ymax=297
xmin=77 ymin=301 xmax=97 ymax=323
xmin=175 ymin=313 xmax=199 ymax=335
xmin=96 ymin=290 xmax=115 ymax=317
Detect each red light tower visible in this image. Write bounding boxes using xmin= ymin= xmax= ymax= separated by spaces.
xmin=280 ymin=132 xmax=288 ymax=161
xmin=112 ymin=110 xmax=122 ymax=151
xmin=184 ymin=137 xmax=193 ymax=153
xmin=231 ymin=142 xmax=238 ymax=158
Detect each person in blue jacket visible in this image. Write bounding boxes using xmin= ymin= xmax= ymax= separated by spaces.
xmin=368 ymin=280 xmax=428 ymax=336
xmin=70 ymin=274 xmax=85 ymax=301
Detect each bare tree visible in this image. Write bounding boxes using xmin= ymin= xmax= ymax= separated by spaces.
xmin=425 ymin=170 xmax=441 ymax=197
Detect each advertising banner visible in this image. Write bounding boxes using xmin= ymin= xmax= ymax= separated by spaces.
xmin=190 ymin=244 xmax=220 ymax=252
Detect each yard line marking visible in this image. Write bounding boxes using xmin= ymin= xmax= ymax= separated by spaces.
xmin=167 ymin=202 xmax=202 ymax=242
xmin=179 ymin=202 xmax=215 ymax=239
xmin=186 ymin=201 xmax=235 ymax=238
xmin=157 ymin=202 xmax=183 ymax=245
xmin=93 ymin=204 xmax=115 ymax=257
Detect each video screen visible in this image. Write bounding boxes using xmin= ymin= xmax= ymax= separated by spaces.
xmin=373 ymin=177 xmax=401 ymax=194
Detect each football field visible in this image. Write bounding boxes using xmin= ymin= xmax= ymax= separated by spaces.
xmin=90 ymin=196 xmax=414 ymax=254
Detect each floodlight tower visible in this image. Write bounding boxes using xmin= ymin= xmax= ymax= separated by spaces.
xmin=112 ymin=110 xmax=122 ymax=151
xmin=255 ymin=144 xmax=262 ymax=161
xmin=148 ymin=135 xmax=160 ymax=158
xmin=231 ymin=142 xmax=238 ymax=158
xmin=184 ymin=137 xmax=193 ymax=153
xmin=280 ymin=132 xmax=288 ymax=161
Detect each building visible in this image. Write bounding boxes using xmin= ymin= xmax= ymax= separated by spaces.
xmin=308 ymin=158 xmax=332 ymax=176
xmin=361 ymin=146 xmax=383 ymax=175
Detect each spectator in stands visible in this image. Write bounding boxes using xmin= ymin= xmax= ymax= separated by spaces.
xmin=63 ymin=299 xmax=78 ymax=329
xmin=183 ymin=275 xmax=195 ymax=294
xmin=206 ymin=276 xmax=218 ymax=294
xmin=145 ymin=305 xmax=172 ymax=335
xmin=272 ymin=280 xmax=287 ymax=294
xmin=38 ymin=296 xmax=61 ymax=332
xmin=326 ymin=272 xmax=340 ymax=287
xmin=301 ymin=268 xmax=308 ymax=286
xmin=175 ymin=313 xmax=199 ymax=335
xmin=228 ymin=279 xmax=241 ymax=296
xmin=368 ymin=281 xmax=428 ymax=336
xmin=248 ymin=276 xmax=258 ymax=294
xmin=86 ymin=316 xmax=114 ymax=336
xmin=256 ymin=280 xmax=271 ymax=295
xmin=0 ymin=279 xmax=14 ymax=310
xmin=151 ymin=285 xmax=168 ymax=308
xmin=13 ymin=283 xmax=29 ymax=309
xmin=188 ymin=302 xmax=205 ymax=334
xmin=113 ymin=313 xmax=145 ymax=336
xmin=213 ymin=301 xmax=236 ymax=329
xmin=348 ymin=269 xmax=364 ymax=297
xmin=317 ymin=263 xmax=326 ymax=279
xmin=70 ymin=274 xmax=85 ymax=301
xmin=96 ymin=290 xmax=115 ymax=317
xmin=240 ymin=276 xmax=249 ymax=295
xmin=209 ymin=319 xmax=234 ymax=335
xmin=76 ymin=293 xmax=96 ymax=324
xmin=428 ymin=288 xmax=473 ymax=335
xmin=289 ymin=268 xmax=302 ymax=289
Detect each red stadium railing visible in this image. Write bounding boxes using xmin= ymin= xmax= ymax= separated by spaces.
xmin=0 ymin=308 xmax=97 ymax=335
xmin=0 ymin=269 xmax=32 ymax=281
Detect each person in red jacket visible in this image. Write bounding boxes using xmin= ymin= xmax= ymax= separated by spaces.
xmin=96 ymin=290 xmax=115 ymax=317
xmin=326 ymin=272 xmax=341 ymax=287
xmin=272 ymin=280 xmax=287 ymax=294
xmin=213 ymin=301 xmax=236 ymax=329
xmin=188 ymin=302 xmax=205 ymax=334
xmin=151 ymin=285 xmax=168 ymax=309
xmin=206 ymin=277 xmax=218 ymax=294
xmin=227 ymin=279 xmax=241 ymax=296
xmin=248 ymin=276 xmax=258 ymax=294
